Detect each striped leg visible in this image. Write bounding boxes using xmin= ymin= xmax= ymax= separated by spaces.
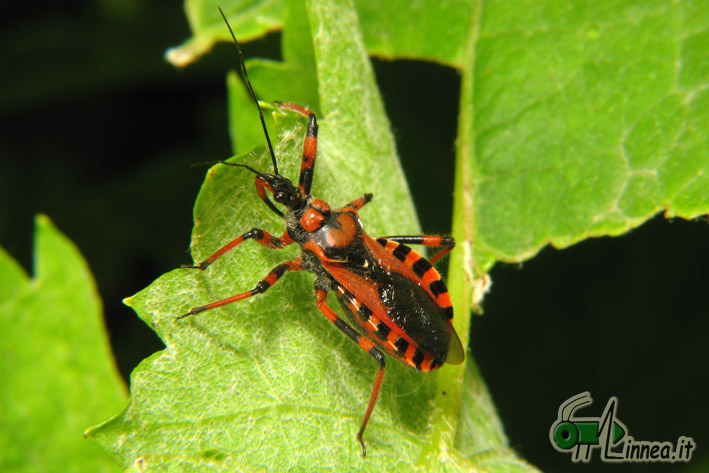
xmin=379 ymin=235 xmax=455 ymax=264
xmin=183 ymin=229 xmax=293 ymax=270
xmin=177 ymin=258 xmax=302 ymax=319
xmin=314 ymin=288 xmax=385 ymax=457
xmin=273 ymin=101 xmax=318 ymax=196
xmin=345 ymin=193 xmax=373 ymax=210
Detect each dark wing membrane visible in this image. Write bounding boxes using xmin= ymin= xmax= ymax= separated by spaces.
xmin=365 ymin=235 xmax=464 ymax=365
xmin=445 ymin=323 xmax=464 ymax=365
xmin=324 ymin=235 xmax=465 ymax=366
xmin=380 ymin=271 xmax=459 ymax=363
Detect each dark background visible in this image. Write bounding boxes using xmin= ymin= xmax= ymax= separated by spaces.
xmin=2 ymin=3 xmax=706 ymax=472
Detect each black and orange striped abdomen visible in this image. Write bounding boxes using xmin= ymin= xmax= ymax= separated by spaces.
xmin=325 ymin=236 xmax=464 ymax=371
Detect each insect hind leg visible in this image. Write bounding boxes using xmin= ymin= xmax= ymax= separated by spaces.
xmin=314 ymin=288 xmax=385 ymax=457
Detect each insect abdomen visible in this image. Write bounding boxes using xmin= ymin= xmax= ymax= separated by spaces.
xmin=334 ymin=282 xmax=448 ymax=372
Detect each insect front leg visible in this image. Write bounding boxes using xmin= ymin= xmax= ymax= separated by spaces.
xmin=177 ymin=258 xmax=302 ymax=319
xmin=379 ymin=235 xmax=455 ymax=264
xmin=183 ymin=228 xmax=293 ymax=270
xmin=273 ymin=101 xmax=319 ymax=196
xmin=345 ymin=193 xmax=373 ymax=211
xmin=314 ymin=287 xmax=385 ymax=457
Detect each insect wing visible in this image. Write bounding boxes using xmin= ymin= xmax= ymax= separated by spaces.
xmin=363 ymin=235 xmax=465 ymax=366
xmin=324 ymin=236 xmax=464 ymax=368
xmin=443 ymin=318 xmax=464 ymax=364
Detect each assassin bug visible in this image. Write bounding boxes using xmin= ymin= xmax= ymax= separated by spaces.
xmin=177 ymin=7 xmax=464 ymax=456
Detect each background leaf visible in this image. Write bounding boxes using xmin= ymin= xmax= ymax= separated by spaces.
xmin=458 ymin=0 xmax=709 ymax=270
xmin=166 ymin=0 xmax=285 ymax=66
xmin=168 ymin=0 xmax=474 ymax=68
xmin=0 ymin=216 xmax=126 ymax=473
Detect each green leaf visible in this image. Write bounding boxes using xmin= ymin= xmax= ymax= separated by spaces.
xmin=0 ymin=215 xmax=126 ymax=473
xmin=457 ymin=0 xmax=709 ymax=271
xmin=356 ymin=0 xmax=474 ymax=67
xmin=165 ymin=0 xmax=284 ymax=67
xmin=167 ymin=0 xmax=474 ymax=68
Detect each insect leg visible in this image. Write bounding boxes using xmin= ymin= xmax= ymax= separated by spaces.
xmin=314 ymin=288 xmax=385 ymax=457
xmin=272 ymin=101 xmax=315 ymax=118
xmin=177 ymin=258 xmax=302 ymax=319
xmin=344 ymin=193 xmax=373 ymax=210
xmin=273 ymin=101 xmax=319 ymax=196
xmin=379 ymin=235 xmax=455 ymax=264
xmin=183 ymin=229 xmax=293 ymax=270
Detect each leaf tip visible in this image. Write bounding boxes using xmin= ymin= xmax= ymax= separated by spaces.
xmin=35 ymin=213 xmax=52 ymax=228
xmin=82 ymin=426 xmax=95 ymax=439
xmin=165 ymin=36 xmax=215 ymax=68
xmin=122 ymin=295 xmax=138 ymax=311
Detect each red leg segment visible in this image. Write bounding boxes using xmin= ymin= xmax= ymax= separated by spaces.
xmin=274 ymin=101 xmax=319 ymax=196
xmin=345 ymin=193 xmax=373 ymax=211
xmin=315 ymin=288 xmax=385 ymax=457
xmin=183 ymin=229 xmax=293 ymax=270
xmin=273 ymin=101 xmax=312 ymax=117
xmin=178 ymin=258 xmax=302 ymax=319
xmin=379 ymin=235 xmax=455 ymax=264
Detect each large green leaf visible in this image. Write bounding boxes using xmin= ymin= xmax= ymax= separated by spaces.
xmin=459 ymin=0 xmax=709 ymax=272
xmin=167 ymin=0 xmax=474 ymax=68
xmin=0 ymin=216 xmax=126 ymax=473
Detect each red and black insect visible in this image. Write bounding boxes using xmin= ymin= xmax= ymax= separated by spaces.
xmin=177 ymin=8 xmax=464 ymax=456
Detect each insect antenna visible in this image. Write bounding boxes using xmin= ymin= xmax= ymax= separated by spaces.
xmin=218 ymin=6 xmax=280 ymax=176
xmin=188 ymin=159 xmax=263 ymax=178
xmin=188 ymin=159 xmax=224 ymax=168
xmin=219 ymin=161 xmax=263 ymax=176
